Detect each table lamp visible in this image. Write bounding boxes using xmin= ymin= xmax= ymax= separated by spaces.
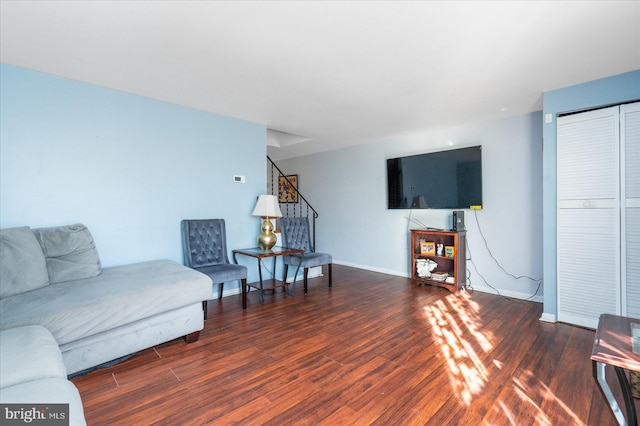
xmin=411 ymin=195 xmax=428 ymax=208
xmin=252 ymin=194 xmax=283 ymax=250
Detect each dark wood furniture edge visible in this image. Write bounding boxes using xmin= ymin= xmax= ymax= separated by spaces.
xmin=184 ymin=331 xmax=200 ymax=343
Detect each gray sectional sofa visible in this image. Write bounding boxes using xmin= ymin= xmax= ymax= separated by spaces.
xmin=1 ymin=325 xmax=88 ymax=425
xmin=0 ymin=224 xmax=213 ymax=420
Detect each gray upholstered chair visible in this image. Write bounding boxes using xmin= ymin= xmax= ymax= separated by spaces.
xmin=181 ymin=219 xmax=247 ymax=314
xmin=279 ymin=217 xmax=332 ymax=294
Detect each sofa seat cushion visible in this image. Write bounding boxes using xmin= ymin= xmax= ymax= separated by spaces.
xmin=0 ymin=260 xmax=212 ymax=345
xmin=0 ymin=378 xmax=87 ymax=426
xmin=0 ymin=226 xmax=49 ymax=298
xmin=0 ymin=325 xmax=67 ymax=388
xmin=286 ymin=252 xmax=333 ymax=269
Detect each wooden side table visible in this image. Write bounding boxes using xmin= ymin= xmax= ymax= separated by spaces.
xmin=591 ymin=313 xmax=640 ymax=425
xmin=233 ymin=246 xmax=304 ymax=309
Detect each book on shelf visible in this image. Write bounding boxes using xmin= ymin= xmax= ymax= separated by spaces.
xmin=431 ymin=272 xmax=449 ymax=281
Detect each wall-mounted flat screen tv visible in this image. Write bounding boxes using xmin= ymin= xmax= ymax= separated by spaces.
xmin=387 ymin=146 xmax=483 ymax=209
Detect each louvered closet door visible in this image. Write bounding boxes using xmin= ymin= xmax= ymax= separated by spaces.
xmin=623 ymin=102 xmax=640 ymax=318
xmin=557 ymin=106 xmax=620 ymax=329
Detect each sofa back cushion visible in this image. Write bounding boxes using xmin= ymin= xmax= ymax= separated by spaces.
xmin=32 ymin=224 xmax=102 ymax=284
xmin=0 ymin=226 xmax=50 ymax=298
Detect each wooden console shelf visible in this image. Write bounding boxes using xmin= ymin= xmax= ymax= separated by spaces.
xmin=410 ymin=229 xmax=466 ymax=293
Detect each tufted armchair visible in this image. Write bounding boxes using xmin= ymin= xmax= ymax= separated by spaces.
xmin=181 ymin=219 xmax=247 ymax=314
xmin=279 ymin=217 xmax=332 ymax=294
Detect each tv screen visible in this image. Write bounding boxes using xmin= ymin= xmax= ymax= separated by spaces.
xmin=387 ymin=146 xmax=483 ymax=209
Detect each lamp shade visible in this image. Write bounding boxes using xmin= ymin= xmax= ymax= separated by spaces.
xmin=252 ymin=194 xmax=283 ymax=218
xmin=411 ymin=195 xmax=428 ymax=209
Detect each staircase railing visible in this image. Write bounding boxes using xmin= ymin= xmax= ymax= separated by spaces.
xmin=267 ymin=156 xmax=319 ymax=251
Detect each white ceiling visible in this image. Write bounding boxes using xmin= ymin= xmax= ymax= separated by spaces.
xmin=1 ymin=1 xmax=639 ymax=160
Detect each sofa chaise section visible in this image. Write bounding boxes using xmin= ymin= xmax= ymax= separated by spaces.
xmin=0 ymin=224 xmax=213 ymax=375
xmin=1 ymin=259 xmax=212 ymax=374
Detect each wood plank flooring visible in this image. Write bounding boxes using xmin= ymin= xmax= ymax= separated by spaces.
xmin=72 ymin=265 xmax=634 ymax=425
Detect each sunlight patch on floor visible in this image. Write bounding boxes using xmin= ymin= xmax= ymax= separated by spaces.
xmin=423 ymin=291 xmax=493 ymax=405
xmin=422 ymin=291 xmax=584 ymax=422
xmin=483 ymin=369 xmax=584 ymax=425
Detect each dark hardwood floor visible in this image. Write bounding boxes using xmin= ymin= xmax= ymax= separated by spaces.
xmin=72 ymin=265 xmax=632 ymax=425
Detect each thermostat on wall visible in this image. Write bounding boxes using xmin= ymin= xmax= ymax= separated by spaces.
xmin=233 ymin=175 xmax=245 ymax=183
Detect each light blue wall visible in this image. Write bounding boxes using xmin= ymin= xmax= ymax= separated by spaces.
xmin=0 ymin=64 xmax=267 ymax=289
xmin=276 ymin=111 xmax=544 ymax=301
xmin=541 ymin=69 xmax=640 ymax=321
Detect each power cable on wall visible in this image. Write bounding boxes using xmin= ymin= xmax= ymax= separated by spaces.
xmin=405 ymin=209 xmax=542 ymax=300
xmin=467 ymin=209 xmax=543 ymax=300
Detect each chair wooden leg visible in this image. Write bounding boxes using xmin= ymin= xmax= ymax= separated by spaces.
xmin=241 ymin=278 xmax=248 ymax=309
xmin=202 ymin=300 xmax=208 ymax=320
xmin=328 ymin=263 xmax=332 ymax=288
xmin=283 ymin=264 xmax=289 ymax=283
xmin=304 ymin=268 xmax=309 ymax=294
xmin=218 ymin=283 xmax=224 ymax=299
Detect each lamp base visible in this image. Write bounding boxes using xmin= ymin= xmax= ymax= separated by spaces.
xmin=257 ymin=218 xmax=277 ymax=250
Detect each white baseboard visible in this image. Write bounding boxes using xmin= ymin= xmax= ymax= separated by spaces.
xmin=469 ymin=284 xmax=543 ymax=304
xmin=333 ymin=260 xmax=408 ymax=278
xmin=539 ymin=312 xmax=557 ymax=323
xmin=213 ymin=267 xmax=326 ymax=295
xmin=219 ymin=283 xmax=241 ymax=299
xmin=284 ymin=266 xmax=323 ymax=283
xmin=216 ymin=262 xmax=546 ymax=308
xmin=335 ymin=260 xmax=544 ymax=304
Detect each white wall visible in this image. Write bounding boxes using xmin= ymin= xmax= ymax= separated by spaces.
xmin=275 ymin=111 xmax=544 ymax=300
xmin=0 ymin=64 xmax=267 ymax=289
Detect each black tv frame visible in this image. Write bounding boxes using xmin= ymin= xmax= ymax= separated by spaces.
xmin=386 ymin=145 xmax=483 ymax=210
